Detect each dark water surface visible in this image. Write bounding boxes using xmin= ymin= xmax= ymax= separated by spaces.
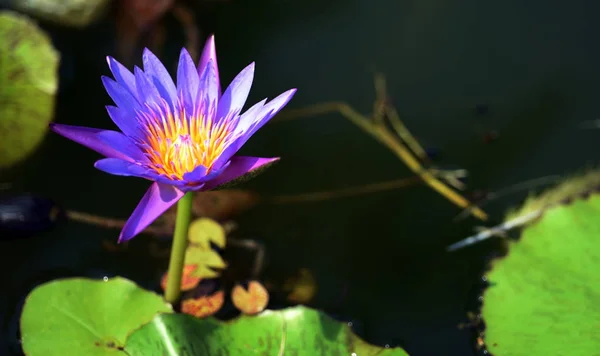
xmin=2 ymin=0 xmax=600 ymax=355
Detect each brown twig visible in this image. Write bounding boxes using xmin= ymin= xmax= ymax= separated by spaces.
xmin=276 ymin=74 xmax=488 ymax=220
xmin=268 ymin=176 xmax=423 ymax=204
xmin=66 ymin=210 xmax=172 ymax=236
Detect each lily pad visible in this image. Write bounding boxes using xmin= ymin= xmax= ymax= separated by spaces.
xmin=0 ymin=11 xmax=59 ymax=168
xmin=188 ymin=217 xmax=227 ymax=248
xmin=12 ymin=0 xmax=112 ymax=28
xmin=20 ymin=277 xmax=173 ymax=356
xmin=125 ymin=305 xmax=409 ymax=355
xmin=481 ymin=175 xmax=600 ymax=355
xmin=181 ymin=290 xmax=225 ymax=319
xmin=231 ymin=281 xmax=270 ymax=315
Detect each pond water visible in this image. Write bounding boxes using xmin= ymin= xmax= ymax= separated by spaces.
xmin=2 ymin=0 xmax=600 ymax=355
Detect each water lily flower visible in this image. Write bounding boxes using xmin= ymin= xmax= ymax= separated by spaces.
xmin=50 ymin=35 xmax=296 ymax=242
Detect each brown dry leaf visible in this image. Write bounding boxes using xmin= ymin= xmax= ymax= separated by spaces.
xmin=158 ymin=190 xmax=259 ymax=229
xmin=160 ymin=264 xmax=202 ymax=292
xmin=190 ymin=190 xmax=260 ymax=220
xmin=231 ymin=281 xmax=269 ymax=315
xmin=181 ymin=290 xmax=225 ymax=318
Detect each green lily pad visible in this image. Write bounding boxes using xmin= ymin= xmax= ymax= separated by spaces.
xmin=481 ymin=174 xmax=600 ymax=355
xmin=188 ymin=218 xmax=227 ymax=249
xmin=12 ymin=0 xmax=112 ymax=28
xmin=0 ymin=11 xmax=59 ymax=168
xmin=185 ymin=218 xmax=227 ymax=278
xmin=20 ymin=277 xmax=173 ymax=356
xmin=125 ymin=306 xmax=409 ymax=355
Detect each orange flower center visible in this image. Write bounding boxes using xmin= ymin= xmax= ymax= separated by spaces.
xmin=140 ymin=102 xmax=234 ymax=180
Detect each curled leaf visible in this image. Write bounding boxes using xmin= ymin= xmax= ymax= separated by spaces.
xmin=231 ymin=281 xmax=269 ymax=315
xmin=181 ymin=290 xmax=225 ymax=318
xmin=160 ymin=264 xmax=201 ymax=292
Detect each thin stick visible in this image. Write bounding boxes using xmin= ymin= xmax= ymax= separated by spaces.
xmin=382 ymin=96 xmax=430 ymax=164
xmin=66 ymin=210 xmax=173 ymax=236
xmin=453 ymin=175 xmax=562 ymax=222
xmin=278 ymin=100 xmax=488 ymax=220
xmin=269 ymin=176 xmax=423 ymax=204
xmin=446 ymin=210 xmax=542 ymax=251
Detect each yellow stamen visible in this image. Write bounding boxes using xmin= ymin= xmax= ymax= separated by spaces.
xmin=141 ymin=102 xmax=233 ymax=180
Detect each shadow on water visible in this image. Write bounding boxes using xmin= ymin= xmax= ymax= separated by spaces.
xmin=2 ymin=0 xmax=600 ymax=355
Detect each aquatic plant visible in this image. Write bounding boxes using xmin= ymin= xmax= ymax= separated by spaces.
xmin=0 ymin=11 xmax=59 ymax=168
xmin=50 ymin=35 xmax=296 ymax=244
xmin=50 ymin=34 xmax=295 ymax=304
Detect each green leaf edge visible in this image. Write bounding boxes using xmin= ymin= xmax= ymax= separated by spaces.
xmin=125 ymin=305 xmax=410 ymax=355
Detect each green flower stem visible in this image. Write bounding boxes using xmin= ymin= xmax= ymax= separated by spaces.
xmin=164 ymin=191 xmax=194 ymax=304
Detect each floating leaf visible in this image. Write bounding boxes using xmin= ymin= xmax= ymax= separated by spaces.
xmin=181 ymin=218 xmax=228 ymax=279
xmin=160 ymin=264 xmax=201 ymax=292
xmin=284 ymin=268 xmax=318 ymax=304
xmin=13 ymin=0 xmax=112 ymax=28
xmin=188 ymin=263 xmax=222 ymax=279
xmin=181 ymin=290 xmax=225 ymax=318
xmin=231 ymin=281 xmax=269 ymax=315
xmin=125 ymin=306 xmax=409 ymax=355
xmin=188 ymin=217 xmax=226 ymax=248
xmin=185 ymin=244 xmax=227 ymax=268
xmin=0 ymin=11 xmax=59 ymax=168
xmin=185 ymin=246 xmax=227 ymax=279
xmin=20 ymin=277 xmax=172 ymax=356
xmin=481 ymin=175 xmax=600 ymax=355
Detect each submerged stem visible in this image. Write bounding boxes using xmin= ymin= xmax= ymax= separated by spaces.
xmin=164 ymin=192 xmax=194 ymax=304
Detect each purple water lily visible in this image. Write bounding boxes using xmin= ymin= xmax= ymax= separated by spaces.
xmin=50 ymin=35 xmax=296 ymax=242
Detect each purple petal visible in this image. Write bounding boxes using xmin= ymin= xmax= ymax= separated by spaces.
xmin=107 ymin=57 xmax=137 ymax=97
xmin=197 ymin=59 xmax=219 ymax=120
xmin=102 ymin=76 xmax=142 ymax=113
xmin=181 ymin=161 xmax=231 ymax=188
xmin=198 ymin=35 xmax=220 ymax=95
xmin=50 ymin=124 xmax=135 ymax=162
xmin=94 ymin=158 xmax=151 ymax=177
xmin=216 ymin=62 xmax=255 ymax=122
xmin=105 ymin=105 xmax=141 ymax=138
xmin=119 ymin=182 xmax=185 ymax=243
xmin=242 ymin=88 xmax=297 ymax=137
xmin=211 ymin=89 xmax=296 ymax=169
xmin=95 ymin=131 xmax=147 ymax=163
xmin=202 ymin=156 xmax=279 ymax=191
xmin=134 ymin=66 xmax=161 ymax=105
xmin=142 ymin=48 xmax=177 ymax=107
xmin=176 ymin=48 xmax=199 ymax=114
xmin=182 ymin=165 xmax=207 ymax=183
xmin=231 ymin=98 xmax=267 ymax=133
